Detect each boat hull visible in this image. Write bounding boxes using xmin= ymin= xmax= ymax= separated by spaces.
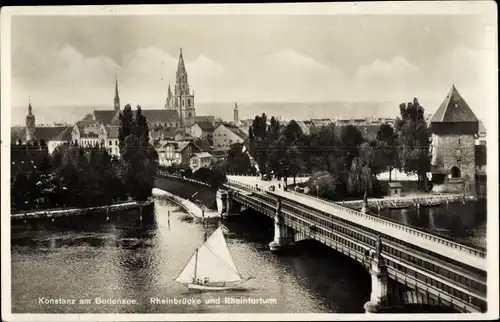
xmin=186 ymin=278 xmax=253 ymax=291
xmin=188 ymin=283 xmax=235 ymax=291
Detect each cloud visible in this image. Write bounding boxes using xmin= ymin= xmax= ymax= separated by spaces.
xmin=11 ymin=45 xmax=492 ymax=120
xmin=356 ymin=56 xmax=419 ymax=83
xmin=353 ymin=56 xmax=421 ymax=101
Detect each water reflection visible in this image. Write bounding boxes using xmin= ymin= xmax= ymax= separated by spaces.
xmin=11 ymin=199 xmax=372 ymax=314
xmin=378 ymin=200 xmax=486 ymax=249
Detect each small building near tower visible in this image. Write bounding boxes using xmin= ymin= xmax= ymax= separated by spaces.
xmin=387 ymin=182 xmax=402 ymax=197
xmin=429 ymin=85 xmax=479 ymax=195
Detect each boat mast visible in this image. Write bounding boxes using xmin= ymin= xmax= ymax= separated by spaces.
xmin=194 ymin=248 xmax=198 ymax=281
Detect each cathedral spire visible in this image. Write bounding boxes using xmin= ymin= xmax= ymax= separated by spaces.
xmin=114 ymin=76 xmax=120 ymax=111
xmin=28 ymin=97 xmax=33 ymax=115
xmin=177 ymin=48 xmax=186 ymax=75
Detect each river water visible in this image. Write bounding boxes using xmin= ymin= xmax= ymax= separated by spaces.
xmin=11 ymin=198 xmax=373 ymax=314
xmin=377 ymin=200 xmax=487 ymax=249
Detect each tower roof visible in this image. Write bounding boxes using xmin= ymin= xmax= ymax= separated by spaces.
xmin=430 ymin=85 xmax=479 ymax=123
xmin=177 ymin=48 xmax=186 ymax=74
xmin=114 ymin=77 xmax=119 ymax=99
xmin=234 ymin=102 xmax=238 ymax=110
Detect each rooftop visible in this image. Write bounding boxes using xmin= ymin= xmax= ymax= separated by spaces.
xmin=430 ymin=85 xmax=479 ymax=123
xmin=193 ymin=152 xmax=212 ymax=159
xmin=142 ymin=109 xmax=180 ymax=123
xmin=93 ymin=110 xmax=120 ymax=125
xmin=35 ymin=126 xmax=73 ymax=142
xmin=194 ymin=121 xmax=215 ymax=131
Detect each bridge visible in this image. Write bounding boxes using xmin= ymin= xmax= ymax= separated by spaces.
xmin=218 ymin=175 xmax=487 ymax=314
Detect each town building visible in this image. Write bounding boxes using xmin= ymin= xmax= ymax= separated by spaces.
xmin=213 ymin=123 xmax=249 ymax=150
xmin=157 ymin=141 xmax=180 ymax=167
xmin=190 ymin=121 xmax=215 ymax=145
xmin=189 ymin=152 xmax=213 ymax=172
xmin=99 ymin=125 xmax=120 ymax=157
xmin=429 ymin=85 xmax=482 ymax=195
xmin=211 ymin=148 xmax=228 ymax=164
xmin=45 ymin=127 xmax=73 ymax=154
xmin=476 ymin=120 xmax=487 ymax=145
xmin=195 ymin=115 xmax=217 ymax=126
xmin=16 ymin=102 xmax=73 ymax=154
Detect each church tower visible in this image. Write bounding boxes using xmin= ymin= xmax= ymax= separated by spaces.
xmin=26 ymin=100 xmax=36 ymax=142
xmin=233 ymin=102 xmax=239 ymax=125
xmin=174 ymin=48 xmax=195 ymax=128
xmin=114 ymin=77 xmax=120 ymax=111
xmin=429 ymin=85 xmax=479 ymax=195
xmin=165 ymin=84 xmax=174 ymax=110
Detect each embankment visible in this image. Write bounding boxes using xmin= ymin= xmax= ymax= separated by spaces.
xmin=11 ymin=200 xmax=154 ymax=221
xmin=152 ymin=188 xmax=219 ymax=218
xmin=155 ymin=176 xmax=217 ymax=210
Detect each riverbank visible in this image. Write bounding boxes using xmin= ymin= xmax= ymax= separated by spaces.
xmin=339 ymin=194 xmax=475 ymax=211
xmin=11 ymin=200 xmax=154 ymax=221
xmin=152 ymin=188 xmax=220 ymax=219
xmin=155 ymin=176 xmax=217 ymax=210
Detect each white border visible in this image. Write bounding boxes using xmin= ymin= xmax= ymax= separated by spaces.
xmin=1 ymin=2 xmax=498 ymax=321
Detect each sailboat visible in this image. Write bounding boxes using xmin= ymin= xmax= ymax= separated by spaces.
xmin=174 ymin=225 xmax=254 ymax=291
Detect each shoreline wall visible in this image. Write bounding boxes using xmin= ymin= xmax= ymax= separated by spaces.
xmin=11 ymin=200 xmax=154 ymax=221
xmin=152 ymin=188 xmax=219 ymax=219
xmin=155 ymin=175 xmax=217 ymax=210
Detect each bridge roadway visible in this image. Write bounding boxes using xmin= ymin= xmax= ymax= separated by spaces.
xmin=224 ymin=175 xmax=487 ymax=313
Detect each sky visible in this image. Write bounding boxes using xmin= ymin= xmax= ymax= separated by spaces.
xmin=9 ymin=11 xmax=496 ymax=122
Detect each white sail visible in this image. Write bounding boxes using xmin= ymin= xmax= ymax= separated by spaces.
xmin=174 ymin=227 xmax=242 ymax=285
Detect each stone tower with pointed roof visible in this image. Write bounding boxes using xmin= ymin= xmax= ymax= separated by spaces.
xmin=429 ymin=85 xmax=479 ymax=195
xmin=233 ymin=102 xmax=239 ymax=125
xmin=174 ymin=48 xmax=196 ymax=129
xmin=114 ymin=77 xmax=120 ymax=111
xmin=26 ymin=101 xmax=36 ymax=142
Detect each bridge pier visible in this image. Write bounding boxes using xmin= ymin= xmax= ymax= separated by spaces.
xmin=364 ymin=237 xmax=389 ymax=313
xmin=217 ymin=190 xmax=241 ymax=217
xmin=269 ymin=200 xmax=294 ymax=251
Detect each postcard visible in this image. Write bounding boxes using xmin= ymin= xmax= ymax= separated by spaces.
xmin=1 ymin=2 xmax=498 ymax=321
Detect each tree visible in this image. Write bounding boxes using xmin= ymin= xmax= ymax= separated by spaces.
xmin=117 ymin=105 xmax=158 ymax=201
xmin=307 ymin=171 xmax=336 ymax=199
xmin=374 ymin=123 xmax=399 ymax=180
xmin=118 ymin=104 xmax=135 ymax=151
xmin=395 ymin=98 xmax=431 ymax=190
xmin=248 ymin=114 xmax=281 ymax=177
xmin=27 ymin=168 xmax=41 ymax=208
xmin=267 ymin=120 xmax=304 ymax=182
xmin=226 ymin=143 xmax=254 ymax=175
xmin=207 ymin=167 xmax=227 ymax=189
xmin=12 ymin=172 xmax=28 ymax=209
xmin=347 ymin=156 xmax=375 ymax=196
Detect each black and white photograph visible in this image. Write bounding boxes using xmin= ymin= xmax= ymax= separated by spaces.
xmin=1 ymin=2 xmax=498 ymax=321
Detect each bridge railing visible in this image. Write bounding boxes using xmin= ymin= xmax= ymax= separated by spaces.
xmin=157 ymin=171 xmax=212 ymax=188
xmin=225 ymin=177 xmax=486 ymax=259
xmin=283 ymin=190 xmax=486 ymax=259
xmin=340 ymin=193 xmax=466 ymax=204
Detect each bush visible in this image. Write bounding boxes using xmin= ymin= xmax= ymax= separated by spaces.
xmin=307 ymin=171 xmax=337 ymax=200
xmin=193 ymin=167 xmax=212 ymax=182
